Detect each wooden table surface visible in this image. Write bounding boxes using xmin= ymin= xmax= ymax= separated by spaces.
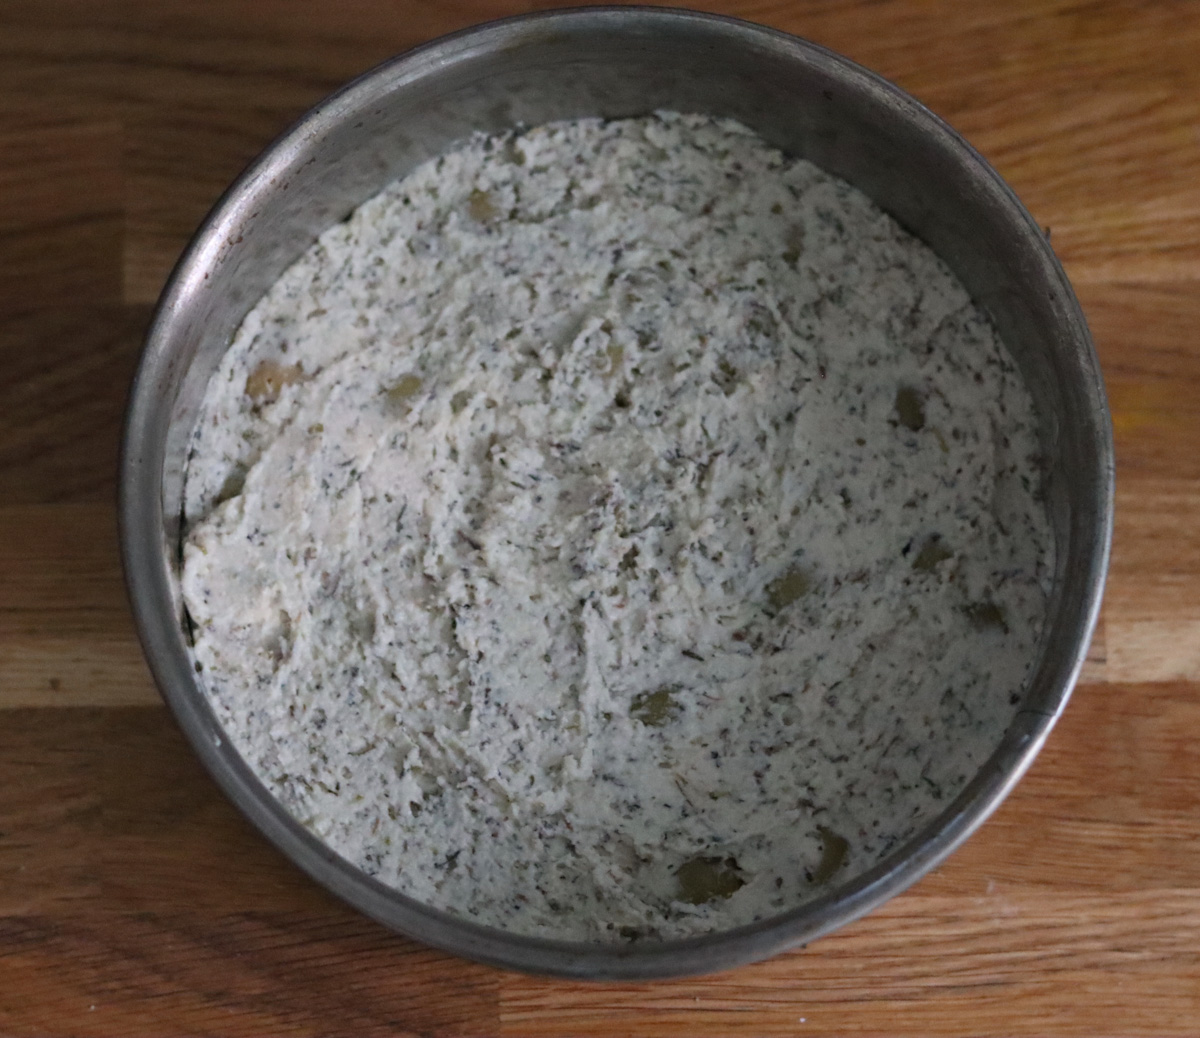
xmin=2 ymin=1 xmax=1198 ymax=1034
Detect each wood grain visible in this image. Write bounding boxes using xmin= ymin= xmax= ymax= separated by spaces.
xmin=1 ymin=1 xmax=1198 ymax=1034
xmin=0 ymin=123 xmax=123 ymax=307
xmin=0 ymin=307 xmax=148 ymax=503
xmin=0 ymin=505 xmax=156 ymax=708
xmin=501 ymin=890 xmax=1200 ymax=1037
xmin=0 ymin=911 xmax=502 ymax=1037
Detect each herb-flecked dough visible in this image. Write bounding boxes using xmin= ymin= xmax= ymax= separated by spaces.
xmin=181 ymin=112 xmax=1053 ymax=941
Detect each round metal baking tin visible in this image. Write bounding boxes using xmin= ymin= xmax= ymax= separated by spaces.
xmin=120 ymin=7 xmax=1113 ymax=979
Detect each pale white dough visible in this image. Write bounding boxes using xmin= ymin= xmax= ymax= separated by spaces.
xmin=181 ymin=112 xmax=1052 ymax=940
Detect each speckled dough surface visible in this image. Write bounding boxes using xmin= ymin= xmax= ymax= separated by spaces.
xmin=181 ymin=113 xmax=1053 ymax=941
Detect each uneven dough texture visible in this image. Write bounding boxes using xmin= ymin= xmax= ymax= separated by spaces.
xmin=182 ymin=113 xmax=1052 ymax=940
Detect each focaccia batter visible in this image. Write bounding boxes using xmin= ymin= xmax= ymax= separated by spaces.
xmin=181 ymin=112 xmax=1052 ymax=940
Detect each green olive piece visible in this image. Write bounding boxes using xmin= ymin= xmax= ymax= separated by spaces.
xmin=895 ymin=386 xmax=925 ymax=431
xmin=767 ymin=566 xmax=811 ymax=611
xmin=245 ymin=360 xmax=305 ymax=403
xmin=963 ymin=600 xmax=1009 ymax=633
xmin=215 ymin=465 xmax=248 ymax=505
xmin=912 ymin=536 xmax=954 ymax=572
xmin=467 ymin=188 xmax=497 ymax=222
xmin=675 ymin=855 xmax=746 ymax=905
xmin=630 ymin=686 xmax=679 ymax=727
xmin=811 ymin=826 xmax=849 ymax=885
xmin=386 ymin=374 xmax=423 ymax=403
